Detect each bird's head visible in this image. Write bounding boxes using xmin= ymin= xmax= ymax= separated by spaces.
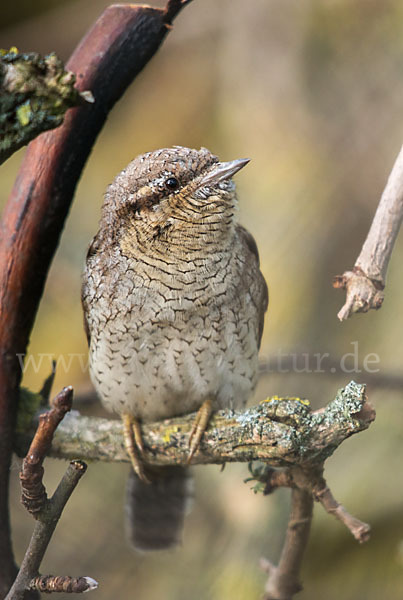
xmin=100 ymin=146 xmax=249 ymax=252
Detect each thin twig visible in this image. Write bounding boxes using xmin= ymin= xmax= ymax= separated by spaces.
xmin=6 ymin=387 xmax=95 ymax=598
xmin=6 ymin=461 xmax=90 ymax=600
xmin=334 ymin=144 xmax=403 ymax=320
xmin=29 ymin=575 xmax=98 ymax=594
xmin=313 ymin=482 xmax=370 ymax=543
xmin=20 ymin=387 xmax=73 ymax=515
xmin=6 ymin=386 xmax=94 ymax=598
xmin=261 ymin=486 xmax=313 ymax=600
xmin=257 ymin=461 xmax=370 ymax=599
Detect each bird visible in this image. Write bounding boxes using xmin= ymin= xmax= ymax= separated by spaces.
xmin=81 ymin=146 xmax=268 ymax=551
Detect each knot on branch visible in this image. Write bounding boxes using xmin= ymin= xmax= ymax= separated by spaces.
xmin=333 ymin=266 xmax=385 ymax=321
xmin=20 ymin=465 xmax=47 ymax=516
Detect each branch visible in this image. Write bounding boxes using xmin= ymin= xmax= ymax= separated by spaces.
xmin=15 ymin=382 xmax=374 ymax=468
xmin=261 ymin=487 xmax=313 ymax=600
xmin=0 ymin=1 xmax=194 ymax=593
xmin=0 ymin=49 xmax=93 ymax=165
xmin=255 ymin=449 xmax=370 ymax=598
xmin=13 ymin=382 xmax=374 ymax=600
xmin=334 ymin=144 xmax=403 ymax=320
xmin=251 ymin=462 xmax=370 ymax=544
xmin=6 ymin=389 xmax=93 ymax=599
xmin=19 ymin=387 xmax=73 ymax=516
xmin=312 ymin=481 xmax=370 ymax=543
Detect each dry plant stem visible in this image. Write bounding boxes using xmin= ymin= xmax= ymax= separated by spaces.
xmin=334 ymin=144 xmax=403 ymax=320
xmin=5 ymin=461 xmax=88 ymax=600
xmin=262 ymin=488 xmax=313 ymax=600
xmin=0 ymin=1 xmax=193 ymax=594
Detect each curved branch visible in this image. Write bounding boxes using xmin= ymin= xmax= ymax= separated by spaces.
xmin=334 ymin=144 xmax=403 ymax=321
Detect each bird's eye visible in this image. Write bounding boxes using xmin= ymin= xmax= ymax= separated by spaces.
xmin=164 ymin=177 xmax=180 ymax=191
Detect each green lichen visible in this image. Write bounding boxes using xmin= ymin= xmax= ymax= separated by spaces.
xmin=0 ymin=49 xmax=93 ymax=164
xmin=16 ymin=101 xmax=32 ymax=126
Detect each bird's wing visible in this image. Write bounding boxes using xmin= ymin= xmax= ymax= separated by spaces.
xmin=236 ymin=224 xmax=269 ymax=347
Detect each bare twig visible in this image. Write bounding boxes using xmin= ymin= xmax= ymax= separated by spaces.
xmin=0 ymin=1 xmax=194 ymax=593
xmin=6 ymin=461 xmax=90 ymax=600
xmin=313 ymin=482 xmax=370 ymax=543
xmin=334 ymin=144 xmax=403 ymax=320
xmin=257 ymin=462 xmax=370 ymax=599
xmin=261 ymin=486 xmax=313 ymax=600
xmin=29 ymin=575 xmax=98 ymax=594
xmin=20 ymin=387 xmax=73 ymax=515
xmin=6 ymin=388 xmax=93 ymax=599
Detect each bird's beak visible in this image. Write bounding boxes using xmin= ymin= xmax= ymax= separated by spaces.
xmin=199 ymin=158 xmax=250 ymax=187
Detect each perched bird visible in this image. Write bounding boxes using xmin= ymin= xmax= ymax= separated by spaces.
xmin=82 ymin=146 xmax=268 ymax=551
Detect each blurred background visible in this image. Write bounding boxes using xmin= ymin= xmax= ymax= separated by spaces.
xmin=2 ymin=1 xmax=403 ymax=598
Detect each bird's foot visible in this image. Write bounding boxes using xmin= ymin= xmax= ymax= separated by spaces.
xmin=187 ymin=399 xmax=213 ymax=464
xmin=122 ymin=414 xmax=150 ymax=483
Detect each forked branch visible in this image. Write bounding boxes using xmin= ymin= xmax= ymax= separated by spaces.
xmin=14 ymin=381 xmax=374 ymax=600
xmin=6 ymin=389 xmax=93 ymax=599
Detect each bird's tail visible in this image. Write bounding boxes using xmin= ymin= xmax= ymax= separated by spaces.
xmin=126 ymin=465 xmax=192 ymax=551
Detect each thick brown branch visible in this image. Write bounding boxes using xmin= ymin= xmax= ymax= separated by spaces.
xmin=0 ymin=2 xmax=193 ymax=593
xmin=334 ymin=144 xmax=403 ymax=320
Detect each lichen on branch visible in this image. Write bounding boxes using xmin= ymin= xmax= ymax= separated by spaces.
xmin=0 ymin=48 xmax=93 ymax=164
xmin=15 ymin=381 xmax=375 ymax=468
